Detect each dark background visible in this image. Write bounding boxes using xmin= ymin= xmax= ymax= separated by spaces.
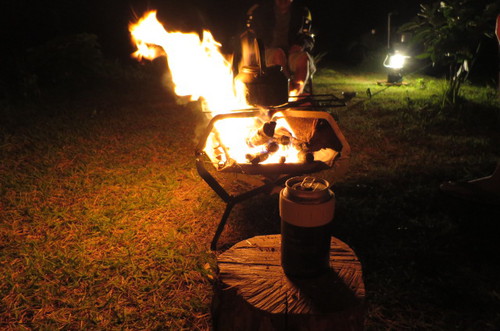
xmin=2 ymin=0 xmax=423 ymax=61
xmin=2 ymin=0 xmax=498 ymax=87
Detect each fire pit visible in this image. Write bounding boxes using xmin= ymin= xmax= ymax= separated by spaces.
xmin=196 ymin=106 xmax=350 ymax=250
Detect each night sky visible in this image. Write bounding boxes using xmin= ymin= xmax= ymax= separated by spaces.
xmin=3 ymin=0 xmax=423 ymax=61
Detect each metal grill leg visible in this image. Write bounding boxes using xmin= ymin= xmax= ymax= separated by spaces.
xmin=210 ymin=200 xmax=236 ymax=251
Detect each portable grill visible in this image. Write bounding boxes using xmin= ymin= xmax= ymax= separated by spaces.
xmin=196 ymin=98 xmax=350 ymax=250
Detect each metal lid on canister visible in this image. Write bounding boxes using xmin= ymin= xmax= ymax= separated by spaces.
xmin=283 ymin=176 xmax=332 ymax=204
xmin=280 ymin=176 xmax=335 ymax=227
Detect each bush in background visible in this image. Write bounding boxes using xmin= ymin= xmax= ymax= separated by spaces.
xmin=401 ymin=0 xmax=499 ymax=107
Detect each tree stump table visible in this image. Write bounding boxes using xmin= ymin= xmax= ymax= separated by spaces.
xmin=212 ymin=234 xmax=365 ymax=331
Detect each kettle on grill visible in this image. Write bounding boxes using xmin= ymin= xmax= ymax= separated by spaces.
xmin=236 ymin=30 xmax=289 ymax=107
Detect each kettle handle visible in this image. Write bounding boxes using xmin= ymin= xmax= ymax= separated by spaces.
xmin=256 ymin=38 xmax=267 ymax=74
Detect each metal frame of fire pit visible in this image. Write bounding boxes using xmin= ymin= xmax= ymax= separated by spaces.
xmin=286 ymin=92 xmax=347 ymax=109
xmin=195 ymin=107 xmax=350 ymax=250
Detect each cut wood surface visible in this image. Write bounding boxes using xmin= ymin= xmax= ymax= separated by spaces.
xmin=213 ymin=234 xmax=365 ymax=330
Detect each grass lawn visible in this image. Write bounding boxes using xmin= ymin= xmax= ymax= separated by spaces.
xmin=1 ymin=63 xmax=500 ymax=329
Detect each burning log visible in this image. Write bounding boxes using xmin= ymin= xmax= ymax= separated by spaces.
xmin=295 ymin=141 xmax=310 ymax=152
xmin=245 ymin=141 xmax=280 ymax=165
xmin=298 ymin=150 xmax=315 ymax=163
xmin=267 ymin=142 xmax=279 ymax=153
xmin=274 ymin=127 xmax=292 ymax=146
xmin=276 ymin=135 xmax=291 ymax=145
xmin=245 ymin=127 xmax=315 ymax=166
xmin=247 ymin=121 xmax=277 ymax=147
xmin=246 ymin=151 xmax=270 ymax=165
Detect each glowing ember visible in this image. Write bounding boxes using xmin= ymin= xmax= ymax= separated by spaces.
xmin=129 ymin=11 xmax=306 ymax=166
xmin=206 ymin=114 xmax=301 ymax=167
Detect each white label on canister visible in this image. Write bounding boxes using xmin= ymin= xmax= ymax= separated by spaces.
xmin=279 ymin=191 xmax=335 ymax=227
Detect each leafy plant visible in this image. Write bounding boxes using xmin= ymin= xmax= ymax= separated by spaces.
xmin=401 ymin=0 xmax=499 ymax=107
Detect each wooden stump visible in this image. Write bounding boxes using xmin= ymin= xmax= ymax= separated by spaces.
xmin=212 ymin=235 xmax=365 ymax=331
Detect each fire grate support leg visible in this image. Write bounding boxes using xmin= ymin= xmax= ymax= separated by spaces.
xmin=210 ymin=200 xmax=237 ymax=251
xmin=196 ymin=158 xmax=232 ymax=203
xmin=198 ymin=157 xmax=297 ymax=250
xmin=209 ymin=180 xmax=284 ymax=251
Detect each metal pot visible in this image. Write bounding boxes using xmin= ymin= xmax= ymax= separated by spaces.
xmin=237 ymin=65 xmax=289 ymax=107
xmin=236 ymin=31 xmax=289 ymax=107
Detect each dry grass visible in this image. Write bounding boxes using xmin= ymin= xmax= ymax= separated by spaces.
xmin=0 ymin=86 xmax=221 ymax=329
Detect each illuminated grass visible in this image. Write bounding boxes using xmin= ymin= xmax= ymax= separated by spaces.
xmin=0 ymin=86 xmax=219 ymax=330
xmin=1 ymin=66 xmax=499 ymax=329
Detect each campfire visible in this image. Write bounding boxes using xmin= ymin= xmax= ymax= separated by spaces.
xmin=130 ymin=11 xmax=346 ymax=170
xmin=196 ymin=109 xmax=346 ymax=176
xmin=129 ymin=11 xmax=350 ymax=249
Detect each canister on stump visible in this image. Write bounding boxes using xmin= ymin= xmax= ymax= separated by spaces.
xmin=279 ymin=176 xmax=335 ymax=278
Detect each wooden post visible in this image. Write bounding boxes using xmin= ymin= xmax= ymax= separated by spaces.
xmin=212 ymin=235 xmax=365 ymax=330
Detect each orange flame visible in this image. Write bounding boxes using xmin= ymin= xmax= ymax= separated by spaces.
xmin=130 ymin=11 xmax=248 ymax=113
